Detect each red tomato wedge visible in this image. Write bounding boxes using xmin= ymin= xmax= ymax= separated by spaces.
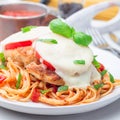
xmin=46 ymin=83 xmax=58 ymax=93
xmin=35 ymin=51 xmax=55 ymax=71
xmin=98 ymin=63 xmax=105 ymax=72
xmin=0 ymin=75 xmax=6 ymax=83
xmin=43 ymin=60 xmax=55 ymax=71
xmin=35 ymin=51 xmax=41 ymax=60
xmin=5 ymin=40 xmax=32 ymax=50
xmin=52 ymin=85 xmax=58 ymax=93
xmin=31 ymin=88 xmax=40 ymax=102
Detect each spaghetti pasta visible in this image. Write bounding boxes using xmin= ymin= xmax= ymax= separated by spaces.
xmin=0 ymin=56 xmax=119 ymax=106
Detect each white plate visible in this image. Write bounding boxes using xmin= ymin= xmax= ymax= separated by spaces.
xmin=0 ymin=46 xmax=120 ymax=115
xmin=92 ymin=20 xmax=120 ymax=53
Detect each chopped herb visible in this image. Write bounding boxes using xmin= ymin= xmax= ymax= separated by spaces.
xmin=100 ymin=70 xmax=107 ymax=77
xmin=16 ymin=73 xmax=22 ymax=89
xmin=40 ymin=89 xmax=49 ymax=94
xmin=0 ymin=64 xmax=7 ymax=69
xmin=0 ymin=52 xmax=5 ymax=63
xmin=21 ymin=26 xmax=37 ymax=33
xmin=0 ymin=53 xmax=6 ymax=69
xmin=109 ymin=72 xmax=115 ymax=83
xmin=38 ymin=39 xmax=58 ymax=44
xmin=49 ymin=19 xmax=75 ymax=38
xmin=73 ymin=60 xmax=85 ymax=65
xmin=94 ymin=83 xmax=104 ymax=90
xmin=92 ymin=55 xmax=100 ymax=68
xmin=57 ymin=85 xmax=68 ymax=92
xmin=73 ymin=32 xmax=92 ymax=46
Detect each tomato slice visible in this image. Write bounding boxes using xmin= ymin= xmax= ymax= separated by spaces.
xmin=0 ymin=75 xmax=6 ymax=83
xmin=35 ymin=51 xmax=41 ymax=59
xmin=31 ymin=88 xmax=40 ymax=102
xmin=35 ymin=51 xmax=55 ymax=71
xmin=43 ymin=60 xmax=55 ymax=71
xmin=46 ymin=83 xmax=58 ymax=93
xmin=98 ymin=63 xmax=105 ymax=72
xmin=5 ymin=40 xmax=32 ymax=50
xmin=52 ymin=85 xmax=58 ymax=93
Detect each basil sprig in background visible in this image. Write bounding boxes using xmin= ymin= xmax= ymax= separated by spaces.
xmin=49 ymin=19 xmax=92 ymax=46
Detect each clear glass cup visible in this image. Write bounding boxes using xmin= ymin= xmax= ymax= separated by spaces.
xmin=58 ymin=0 xmax=85 ymax=19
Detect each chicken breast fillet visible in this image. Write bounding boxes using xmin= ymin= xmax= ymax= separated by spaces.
xmin=26 ymin=62 xmax=65 ymax=86
xmin=4 ymin=46 xmax=64 ymax=85
xmin=4 ymin=46 xmax=39 ymax=67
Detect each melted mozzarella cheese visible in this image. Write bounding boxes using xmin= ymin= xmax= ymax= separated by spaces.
xmin=35 ymin=27 xmax=93 ymax=76
xmin=56 ymin=65 xmax=100 ymax=88
xmin=2 ymin=26 xmax=101 ymax=88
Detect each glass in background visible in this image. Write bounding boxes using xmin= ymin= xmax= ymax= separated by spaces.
xmin=58 ymin=0 xmax=85 ymax=19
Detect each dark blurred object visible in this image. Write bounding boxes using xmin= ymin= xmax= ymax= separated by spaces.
xmin=40 ymin=14 xmax=57 ymax=26
xmin=59 ymin=2 xmax=83 ymax=18
xmin=40 ymin=0 xmax=50 ymax=5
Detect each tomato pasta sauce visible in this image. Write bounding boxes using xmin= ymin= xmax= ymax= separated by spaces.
xmin=1 ymin=10 xmax=42 ymax=17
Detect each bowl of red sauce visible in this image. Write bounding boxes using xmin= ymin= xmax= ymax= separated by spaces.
xmin=0 ymin=2 xmax=48 ymax=40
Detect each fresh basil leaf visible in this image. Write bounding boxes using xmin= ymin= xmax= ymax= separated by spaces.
xmin=73 ymin=32 xmax=92 ymax=46
xmin=40 ymin=89 xmax=49 ymax=94
xmin=49 ymin=19 xmax=75 ymax=38
xmin=94 ymin=83 xmax=104 ymax=90
xmin=0 ymin=52 xmax=5 ymax=63
xmin=100 ymin=70 xmax=107 ymax=77
xmin=16 ymin=73 xmax=22 ymax=89
xmin=0 ymin=64 xmax=7 ymax=69
xmin=109 ymin=72 xmax=115 ymax=83
xmin=57 ymin=85 xmax=68 ymax=92
xmin=73 ymin=60 xmax=85 ymax=65
xmin=21 ymin=26 xmax=37 ymax=33
xmin=92 ymin=55 xmax=100 ymax=68
xmin=38 ymin=39 xmax=58 ymax=44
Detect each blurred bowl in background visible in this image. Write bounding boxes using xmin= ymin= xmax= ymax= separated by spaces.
xmin=0 ymin=1 xmax=48 ymax=40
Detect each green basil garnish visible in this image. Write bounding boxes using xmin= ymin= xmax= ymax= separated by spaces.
xmin=73 ymin=32 xmax=92 ymax=46
xmin=0 ymin=52 xmax=5 ymax=63
xmin=0 ymin=64 xmax=7 ymax=69
xmin=21 ymin=26 xmax=37 ymax=33
xmin=38 ymin=39 xmax=58 ymax=44
xmin=92 ymin=55 xmax=100 ymax=68
xmin=100 ymin=70 xmax=107 ymax=77
xmin=57 ymin=85 xmax=68 ymax=92
xmin=73 ymin=60 xmax=85 ymax=65
xmin=40 ymin=89 xmax=49 ymax=94
xmin=49 ymin=19 xmax=92 ymax=46
xmin=109 ymin=72 xmax=115 ymax=83
xmin=49 ymin=19 xmax=75 ymax=38
xmin=16 ymin=73 xmax=22 ymax=89
xmin=0 ymin=52 xmax=6 ymax=69
xmin=94 ymin=83 xmax=104 ymax=90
